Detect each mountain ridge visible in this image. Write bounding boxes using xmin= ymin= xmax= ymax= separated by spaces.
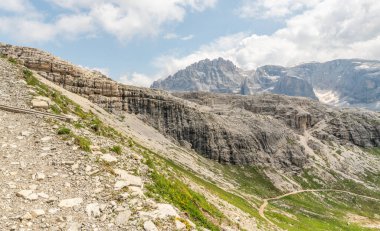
xmin=152 ymin=57 xmax=380 ymax=111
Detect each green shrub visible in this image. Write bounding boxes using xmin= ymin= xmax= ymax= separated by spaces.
xmin=110 ymin=145 xmax=122 ymax=154
xmin=23 ymin=69 xmax=39 ymax=86
xmin=286 ymin=138 xmax=297 ymax=145
xmin=128 ymin=139 xmax=135 ymax=147
xmin=74 ymin=105 xmax=89 ymax=119
xmin=74 ymin=135 xmax=91 ymax=152
xmin=57 ymin=127 xmax=71 ymax=135
xmin=8 ymin=57 xmax=17 ymax=64
xmin=73 ymin=122 xmax=83 ymax=129
xmin=50 ymin=104 xmax=62 ymax=114
xmin=90 ymin=118 xmax=102 ymax=132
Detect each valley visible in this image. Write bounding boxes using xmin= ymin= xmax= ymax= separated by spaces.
xmin=0 ymin=43 xmax=379 ymax=230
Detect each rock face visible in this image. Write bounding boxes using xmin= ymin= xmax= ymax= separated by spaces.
xmin=175 ymin=92 xmax=380 ymax=148
xmin=151 ymin=58 xmax=246 ymax=94
xmin=0 ymin=44 xmax=379 ymax=170
xmin=285 ymin=59 xmax=380 ymax=110
xmin=272 ymin=76 xmax=317 ymax=99
xmin=151 ymin=58 xmax=380 ymax=111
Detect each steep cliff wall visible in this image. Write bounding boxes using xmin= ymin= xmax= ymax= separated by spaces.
xmin=174 ymin=92 xmax=380 ymax=148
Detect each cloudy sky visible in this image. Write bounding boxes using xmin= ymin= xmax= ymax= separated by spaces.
xmin=1 ymin=0 xmax=380 ymax=86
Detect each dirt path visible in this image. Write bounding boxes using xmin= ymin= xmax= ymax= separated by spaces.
xmin=259 ymin=189 xmax=380 ymax=224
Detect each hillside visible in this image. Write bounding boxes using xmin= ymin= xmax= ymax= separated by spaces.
xmin=151 ymin=58 xmax=380 ymax=111
xmin=0 ymin=43 xmax=380 ymax=230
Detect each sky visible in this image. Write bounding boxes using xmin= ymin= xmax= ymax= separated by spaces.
xmin=1 ymin=0 xmax=380 ymax=87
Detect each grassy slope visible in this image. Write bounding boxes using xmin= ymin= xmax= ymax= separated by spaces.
xmin=267 ymin=191 xmax=380 ymax=231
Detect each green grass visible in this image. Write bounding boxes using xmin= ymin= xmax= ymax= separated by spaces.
xmin=365 ymin=147 xmax=380 ymax=156
xmin=268 ymin=167 xmax=380 ymax=230
xmin=73 ymin=135 xmax=91 ymax=152
xmin=57 ymin=127 xmax=71 ymax=135
xmin=50 ymin=104 xmax=62 ymax=114
xmin=294 ymin=169 xmax=325 ymax=189
xmin=128 ymin=139 xmax=135 ymax=147
xmin=146 ymin=159 xmax=223 ymax=231
xmin=23 ymin=69 xmax=71 ymax=114
xmin=266 ymin=191 xmax=380 ymax=231
xmin=286 ymin=138 xmax=297 ymax=145
xmin=219 ymin=165 xmax=279 ymax=198
xmin=8 ymin=57 xmax=17 ymax=64
xmin=23 ymin=69 xmax=125 ymax=141
xmin=110 ymin=145 xmax=122 ymax=154
xmin=133 ymin=144 xmax=262 ymax=222
xmin=24 ymin=69 xmax=39 ymax=86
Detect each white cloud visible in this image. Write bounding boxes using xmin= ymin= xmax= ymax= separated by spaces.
xmin=0 ymin=0 xmax=217 ymax=43
xmin=0 ymin=0 xmax=34 ymax=13
xmin=119 ymin=72 xmax=153 ymax=87
xmin=0 ymin=13 xmax=96 ymax=43
xmin=163 ymin=33 xmax=194 ymax=41
xmin=164 ymin=33 xmax=180 ymax=40
xmin=79 ymin=65 xmax=109 ymax=76
xmin=153 ymin=33 xmax=247 ymax=77
xmin=237 ymin=0 xmax=322 ymax=19
xmin=0 ymin=17 xmax=56 ymax=43
xmin=181 ymin=34 xmax=194 ymax=41
xmin=56 ymin=14 xmax=96 ymax=39
xmin=154 ymin=0 xmax=380 ymax=81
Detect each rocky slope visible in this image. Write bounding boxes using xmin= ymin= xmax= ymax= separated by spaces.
xmin=0 ymin=58 xmax=196 ymax=231
xmin=151 ymin=58 xmax=380 ymax=111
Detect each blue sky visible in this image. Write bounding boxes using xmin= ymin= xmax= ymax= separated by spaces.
xmin=1 ymin=0 xmax=380 ymax=86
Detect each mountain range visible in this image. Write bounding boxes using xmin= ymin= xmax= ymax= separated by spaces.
xmin=0 ymin=43 xmax=379 ymax=230
xmin=151 ymin=58 xmax=380 ymax=111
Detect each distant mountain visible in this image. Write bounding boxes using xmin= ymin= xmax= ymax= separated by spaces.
xmin=151 ymin=58 xmax=247 ymax=94
xmin=151 ymin=58 xmax=380 ymax=111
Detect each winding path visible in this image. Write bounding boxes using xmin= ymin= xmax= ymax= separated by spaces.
xmin=258 ymin=189 xmax=380 ymax=224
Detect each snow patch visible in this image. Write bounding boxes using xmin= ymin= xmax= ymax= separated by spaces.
xmin=354 ymin=62 xmax=380 ymax=70
xmin=314 ymin=89 xmax=342 ymax=105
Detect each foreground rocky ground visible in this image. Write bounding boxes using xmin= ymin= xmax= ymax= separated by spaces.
xmin=0 ymin=58 xmax=194 ymax=231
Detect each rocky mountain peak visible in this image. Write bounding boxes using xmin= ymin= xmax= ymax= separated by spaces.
xmin=151 ymin=57 xmax=245 ymax=93
xmin=191 ymin=57 xmax=237 ymax=71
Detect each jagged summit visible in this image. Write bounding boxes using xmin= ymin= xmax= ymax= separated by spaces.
xmin=151 ymin=57 xmax=246 ymax=94
xmin=190 ymin=57 xmax=236 ymax=68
